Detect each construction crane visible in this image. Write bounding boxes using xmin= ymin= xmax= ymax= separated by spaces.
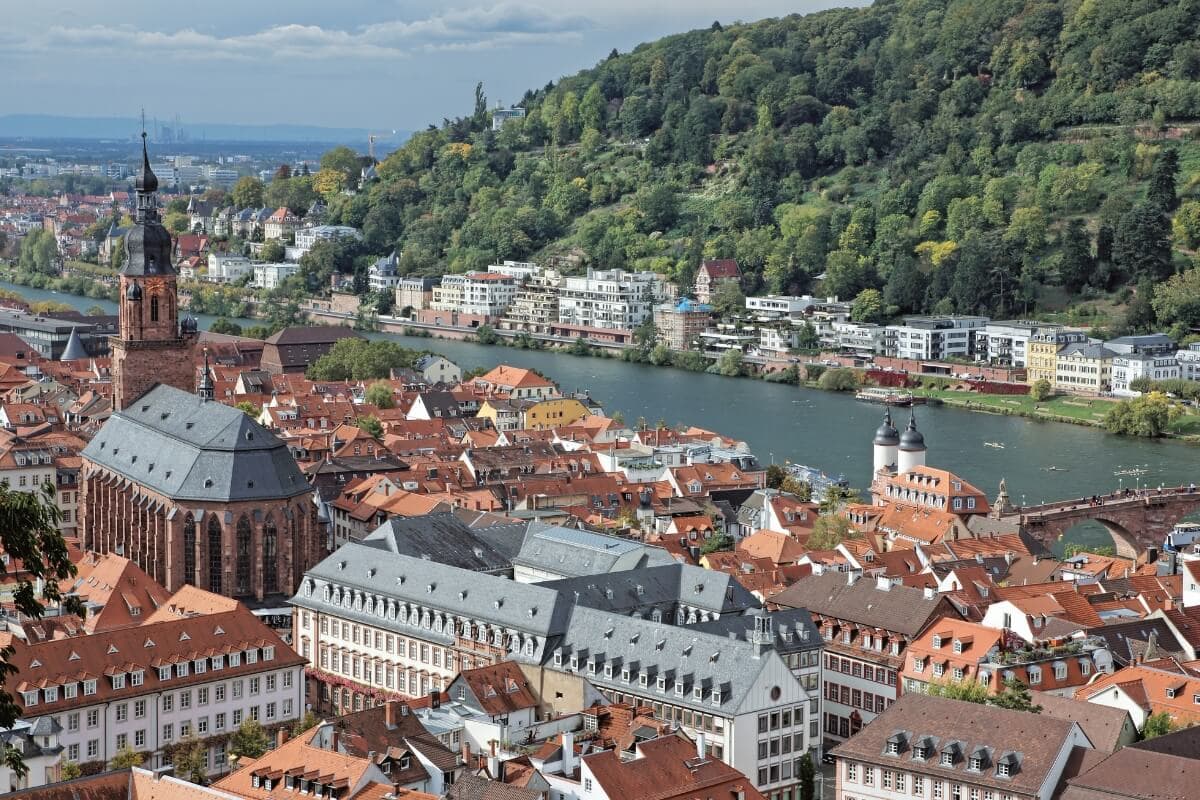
xmin=367 ymin=130 xmax=396 ymax=161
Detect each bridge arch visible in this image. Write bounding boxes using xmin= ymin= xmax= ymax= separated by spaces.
xmin=1059 ymin=518 xmax=1141 ymax=560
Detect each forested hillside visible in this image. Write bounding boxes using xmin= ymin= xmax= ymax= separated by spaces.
xmin=315 ymin=0 xmax=1200 ymax=335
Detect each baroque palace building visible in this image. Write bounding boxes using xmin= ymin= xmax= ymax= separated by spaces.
xmin=79 ymin=137 xmax=320 ymax=601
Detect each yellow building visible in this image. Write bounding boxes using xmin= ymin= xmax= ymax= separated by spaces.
xmin=1055 ymin=342 xmax=1115 ymax=394
xmin=522 ymin=397 xmax=591 ymax=431
xmin=1028 ymin=330 xmax=1087 ymax=386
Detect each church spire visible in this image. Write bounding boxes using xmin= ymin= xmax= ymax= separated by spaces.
xmin=134 ymin=129 xmax=159 ymax=223
xmin=197 ymin=349 xmax=214 ymax=401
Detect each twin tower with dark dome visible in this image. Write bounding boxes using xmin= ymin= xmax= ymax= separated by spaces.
xmin=872 ymin=407 xmax=927 ymax=475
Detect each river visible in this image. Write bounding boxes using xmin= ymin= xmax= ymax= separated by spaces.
xmin=8 ymin=280 xmax=1197 ymax=551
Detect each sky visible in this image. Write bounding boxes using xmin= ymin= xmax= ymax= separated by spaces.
xmin=1 ymin=1 xmax=866 ymax=133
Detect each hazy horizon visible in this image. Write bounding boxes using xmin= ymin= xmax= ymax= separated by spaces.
xmin=3 ymin=1 xmax=867 ymax=131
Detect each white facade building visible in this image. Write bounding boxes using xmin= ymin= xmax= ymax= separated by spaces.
xmin=253 ymin=263 xmax=300 ymax=290
xmin=975 ymin=320 xmax=1058 ymax=368
xmin=1178 ymin=342 xmax=1200 ymax=382
xmin=557 ymin=269 xmax=660 ymax=331
xmin=460 ymin=273 xmax=519 ymax=316
xmin=1111 ymin=353 xmax=1180 ymax=396
xmin=746 ymin=296 xmax=820 ymax=318
xmin=887 ymin=316 xmax=988 ymax=361
xmin=206 ymin=254 xmax=253 ymax=284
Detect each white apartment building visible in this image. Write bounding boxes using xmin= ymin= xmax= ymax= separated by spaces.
xmin=254 ymin=263 xmax=300 ymax=290
xmin=460 ymin=273 xmax=519 ymax=316
xmin=487 ymin=260 xmax=540 ymax=281
xmin=975 ymin=321 xmax=1058 ymax=368
xmin=831 ymin=321 xmax=888 ymax=356
xmin=1111 ymin=353 xmax=1181 ymax=396
xmin=505 ymin=270 xmax=564 ymax=332
xmin=746 ymin=296 xmax=820 ymax=318
xmin=557 ymin=269 xmax=660 ymax=331
xmin=206 ymin=254 xmax=253 ymax=283
xmin=887 ymin=316 xmax=987 ymax=361
xmin=431 ymin=275 xmax=465 ymax=312
xmin=1178 ymin=342 xmax=1200 ymax=382
xmin=368 ymin=252 xmax=401 ymax=292
xmin=12 ymin=590 xmax=304 ymax=776
xmin=293 ymin=225 xmax=361 ymax=255
xmin=759 ymin=326 xmax=799 ymax=354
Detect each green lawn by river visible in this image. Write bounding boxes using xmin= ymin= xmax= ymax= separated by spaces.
xmin=912 ymin=388 xmax=1200 ymax=437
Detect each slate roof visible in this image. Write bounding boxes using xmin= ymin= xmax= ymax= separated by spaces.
xmin=770 ymin=572 xmax=953 ymax=636
xmin=688 ymin=607 xmax=822 ymax=656
xmin=81 ymin=384 xmax=310 ymax=502
xmin=361 ymin=511 xmax=512 ymax=573
xmin=539 ymin=563 xmax=758 ymax=617
xmin=61 ymin=326 xmax=88 ymax=360
xmin=513 ymin=525 xmax=676 ymax=578
xmin=446 ymin=774 xmax=542 ymax=800
xmin=292 ymin=543 xmax=570 ymax=639
xmin=552 ymin=605 xmax=799 ymax=716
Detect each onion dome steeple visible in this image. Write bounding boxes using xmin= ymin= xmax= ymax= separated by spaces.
xmin=122 ymin=131 xmax=174 ymax=278
xmin=899 ymin=408 xmax=926 ymax=452
xmin=873 ymin=408 xmax=900 ymax=446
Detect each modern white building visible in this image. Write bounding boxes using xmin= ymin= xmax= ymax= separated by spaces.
xmin=887 ymin=316 xmax=988 ymax=361
xmin=558 ymin=269 xmax=660 ymax=331
xmin=460 ymin=273 xmax=519 ymax=316
xmin=975 ymin=320 xmax=1059 ymax=368
xmin=745 ymin=296 xmax=820 ymax=318
xmin=832 ymin=321 xmax=889 ymax=356
xmin=253 ymin=262 xmax=300 ymax=290
xmin=292 ymin=225 xmax=361 ymax=259
xmin=206 ymin=253 xmax=253 ymax=284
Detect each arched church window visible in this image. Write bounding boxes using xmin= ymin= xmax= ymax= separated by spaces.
xmin=182 ymin=513 xmax=196 ymax=586
xmin=150 ymin=295 xmax=159 ymax=322
xmin=235 ymin=515 xmax=252 ymax=596
xmin=207 ymin=516 xmax=223 ymax=594
xmin=262 ymin=516 xmax=278 ymax=595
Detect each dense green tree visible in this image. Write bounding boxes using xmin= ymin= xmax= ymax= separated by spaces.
xmin=765 ymin=464 xmax=787 ymax=489
xmin=1058 ymin=219 xmax=1094 ymax=291
xmin=231 ymin=176 xmax=265 ymax=209
xmin=1147 ymin=147 xmax=1179 ymax=211
xmin=925 ymin=678 xmax=991 ymax=704
xmin=808 ymin=514 xmax=855 ymax=549
xmin=797 ymin=753 xmax=815 ymax=800
xmin=259 ymin=240 xmax=285 ymax=263
xmin=230 ymin=719 xmax=270 ymax=760
xmin=991 ymin=678 xmax=1041 ymax=713
xmin=0 ymin=483 xmax=80 ymax=777
xmin=713 ymin=348 xmax=744 ymax=377
xmin=1030 ymin=378 xmax=1053 ymax=402
xmin=1172 ymin=202 xmax=1200 ymax=250
xmin=357 ymin=415 xmax=384 ymax=439
xmin=1152 ymin=268 xmax=1200 ymax=332
xmin=1114 ymin=202 xmax=1172 ymax=281
xmin=1141 ymin=711 xmax=1177 ymax=740
xmin=307 ymin=339 xmax=422 ymax=381
xmin=364 ymin=380 xmax=395 ymax=409
xmin=169 ymin=736 xmax=209 ymax=784
xmin=818 ymin=368 xmax=859 ymax=392
xmin=208 ymin=318 xmax=243 ymax=336
xmin=850 ymin=288 xmax=884 ymax=323
xmin=1103 ymin=392 xmax=1177 ymax=438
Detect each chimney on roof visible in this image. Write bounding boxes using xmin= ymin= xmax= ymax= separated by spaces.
xmin=562 ymin=730 xmax=575 ymax=775
xmin=696 ymin=732 xmax=706 ymax=760
xmin=276 ymin=728 xmax=289 ymax=749
xmin=488 ymin=740 xmax=499 ymax=778
xmin=461 ymin=741 xmax=470 ymax=767
xmin=385 ymin=700 xmax=400 ymax=730
xmin=847 ymin=571 xmax=860 ymax=586
xmin=924 ymin=586 xmax=935 ymax=600
xmin=876 ymin=576 xmax=892 ymax=592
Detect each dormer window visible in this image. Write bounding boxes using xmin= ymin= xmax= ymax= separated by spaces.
xmin=940 ymin=747 xmax=956 ymax=767
xmin=693 ymin=685 xmax=704 ymax=701
xmin=952 ymin=639 xmax=963 ymax=654
xmin=674 ymin=680 xmax=685 ymax=696
xmin=932 ymin=635 xmax=942 ymax=648
xmin=657 ymin=675 xmax=666 ymax=691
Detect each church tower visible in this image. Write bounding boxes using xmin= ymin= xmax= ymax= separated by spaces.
xmin=111 ymin=133 xmax=198 ymax=411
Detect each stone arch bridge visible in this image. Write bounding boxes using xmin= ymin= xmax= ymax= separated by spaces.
xmin=1000 ymin=486 xmax=1200 ymax=559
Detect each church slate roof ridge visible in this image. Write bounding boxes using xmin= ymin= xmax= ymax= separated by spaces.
xmin=81 ymin=384 xmax=310 ymax=502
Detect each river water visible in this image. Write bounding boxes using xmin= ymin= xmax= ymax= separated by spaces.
xmin=9 ymin=280 xmax=1197 ymax=549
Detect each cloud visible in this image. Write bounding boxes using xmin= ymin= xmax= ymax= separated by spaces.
xmin=23 ymin=3 xmax=590 ymax=62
